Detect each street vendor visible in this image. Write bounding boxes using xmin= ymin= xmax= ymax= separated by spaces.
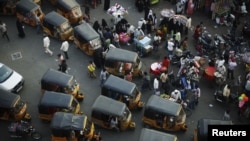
xmin=134 ymin=27 xmax=144 ymax=39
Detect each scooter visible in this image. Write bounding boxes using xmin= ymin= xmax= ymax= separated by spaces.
xmin=8 ymin=120 xmax=42 ymax=140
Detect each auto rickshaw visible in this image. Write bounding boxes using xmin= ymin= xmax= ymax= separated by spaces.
xmin=38 ymin=91 xmax=82 ymax=121
xmin=139 ymin=128 xmax=178 ymax=141
xmin=142 ymin=95 xmax=187 ymax=132
xmin=101 ymin=74 xmax=144 ymax=110
xmin=193 ymin=118 xmax=233 ymax=141
xmin=91 ymin=95 xmax=136 ymax=131
xmin=51 ymin=112 xmax=100 ymax=141
xmin=16 ymin=0 xmax=44 ymax=27
xmin=40 ymin=68 xmax=84 ymax=101
xmin=42 ymin=11 xmax=73 ymax=41
xmin=73 ymin=22 xmax=102 ymax=56
xmin=55 ymin=0 xmax=83 ymax=25
xmin=0 ymin=89 xmax=31 ymax=121
xmin=104 ymin=48 xmax=143 ymax=77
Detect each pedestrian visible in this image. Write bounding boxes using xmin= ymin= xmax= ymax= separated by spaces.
xmin=177 ymin=55 xmax=188 ymax=77
xmin=0 ymin=20 xmax=10 ymax=41
xmin=167 ymin=38 xmax=174 ymax=60
xmin=60 ymin=40 xmax=69 ymax=59
xmin=161 ymin=56 xmax=170 ymax=69
xmin=35 ymin=12 xmax=42 ymax=34
xmin=194 ymin=84 xmax=201 ymax=105
xmin=87 ymin=60 xmax=96 ymax=78
xmin=176 ymin=1 xmax=184 ymax=14
xmin=141 ymin=72 xmax=152 ymax=91
xmin=153 ymin=33 xmax=161 ymax=51
xmin=104 ymin=0 xmax=110 ymax=11
xmin=223 ymin=84 xmax=231 ymax=103
xmin=160 ymin=71 xmax=168 ymax=90
xmin=227 ymin=58 xmax=237 ymax=80
xmin=222 ymin=108 xmax=231 ymax=120
xmin=43 ymin=35 xmax=53 ymax=56
xmin=101 ymin=18 xmax=108 ymax=29
xmin=60 ymin=60 xmax=68 ymax=73
xmin=16 ymin=19 xmax=25 ymax=38
xmin=185 ymin=16 xmax=192 ymax=35
xmin=112 ymin=32 xmax=120 ymax=48
xmin=57 ymin=53 xmax=64 ymax=70
xmin=180 ymin=37 xmax=188 ymax=51
xmin=153 ymin=77 xmax=160 ymax=95
xmin=84 ymin=6 xmax=90 ymax=22
xmin=100 ymin=68 xmax=109 ymax=87
xmin=170 ymin=89 xmax=182 ymax=102
xmin=124 ymin=70 xmax=133 ymax=82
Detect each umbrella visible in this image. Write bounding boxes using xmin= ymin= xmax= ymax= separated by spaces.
xmin=107 ymin=3 xmax=128 ymax=17
xmin=160 ymin=9 xmax=175 ymax=18
xmin=169 ymin=14 xmax=188 ymax=25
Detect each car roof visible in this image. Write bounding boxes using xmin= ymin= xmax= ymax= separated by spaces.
xmin=51 ymin=112 xmax=87 ymax=131
xmin=145 ymin=95 xmax=181 ymax=116
xmin=39 ymin=91 xmax=73 ymax=108
xmin=139 ymin=128 xmax=177 ymax=141
xmin=92 ymin=95 xmax=127 ymax=117
xmin=0 ymin=89 xmax=20 ymax=108
xmin=16 ymin=0 xmax=39 ymax=13
xmin=74 ymin=22 xmax=99 ymax=41
xmin=103 ymin=75 xmax=136 ymax=95
xmin=105 ymin=48 xmax=138 ymax=63
xmin=41 ymin=68 xmax=73 ymax=87
xmin=44 ymin=11 xmax=68 ymax=26
xmin=57 ymin=0 xmax=80 ymax=11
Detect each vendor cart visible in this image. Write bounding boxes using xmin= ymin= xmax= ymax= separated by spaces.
xmin=134 ymin=36 xmax=153 ymax=57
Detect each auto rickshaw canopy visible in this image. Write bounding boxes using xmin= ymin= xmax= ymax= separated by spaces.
xmin=44 ymin=11 xmax=68 ymax=26
xmin=197 ymin=118 xmax=233 ymax=141
xmin=41 ymin=68 xmax=74 ymax=88
xmin=16 ymin=0 xmax=39 ymax=13
xmin=51 ymin=112 xmax=87 ymax=132
xmin=74 ymin=22 xmax=100 ymax=42
xmin=103 ymin=75 xmax=136 ymax=96
xmin=0 ymin=89 xmax=20 ymax=109
xmin=139 ymin=128 xmax=178 ymax=141
xmin=92 ymin=95 xmax=127 ymax=117
xmin=145 ymin=95 xmax=181 ymax=117
xmin=38 ymin=91 xmax=73 ymax=109
xmin=57 ymin=0 xmax=80 ymax=12
xmin=105 ymin=48 xmax=138 ymax=63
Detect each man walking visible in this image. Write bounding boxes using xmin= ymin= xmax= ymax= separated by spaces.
xmin=43 ymin=35 xmax=53 ymax=56
xmin=60 ymin=40 xmax=69 ymax=59
xmin=0 ymin=20 xmax=10 ymax=41
xmin=35 ymin=13 xmax=42 ymax=34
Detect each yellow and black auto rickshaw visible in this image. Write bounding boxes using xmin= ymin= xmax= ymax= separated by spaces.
xmin=38 ymin=91 xmax=82 ymax=121
xmin=142 ymin=95 xmax=187 ymax=132
xmin=73 ymin=21 xmax=102 ymax=56
xmin=91 ymin=95 xmax=136 ymax=131
xmin=0 ymin=89 xmax=31 ymax=121
xmin=139 ymin=128 xmax=178 ymax=141
xmin=193 ymin=118 xmax=233 ymax=141
xmin=42 ymin=11 xmax=73 ymax=41
xmin=0 ymin=0 xmax=41 ymax=15
xmin=104 ymin=48 xmax=143 ymax=77
xmin=51 ymin=112 xmax=100 ymax=141
xmin=16 ymin=0 xmax=44 ymax=26
xmin=40 ymin=68 xmax=84 ymax=101
xmin=101 ymin=74 xmax=144 ymax=110
xmin=55 ymin=0 xmax=83 ymax=25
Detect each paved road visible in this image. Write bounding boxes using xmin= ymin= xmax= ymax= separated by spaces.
xmin=0 ymin=0 xmax=249 ymax=141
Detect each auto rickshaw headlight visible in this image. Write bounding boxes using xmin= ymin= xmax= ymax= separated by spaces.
xmin=170 ymin=117 xmax=174 ymax=122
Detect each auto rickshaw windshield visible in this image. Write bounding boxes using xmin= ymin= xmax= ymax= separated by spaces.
xmin=121 ymin=108 xmax=130 ymax=121
xmin=61 ymin=22 xmax=71 ymax=32
xmin=13 ymin=100 xmax=25 ymax=114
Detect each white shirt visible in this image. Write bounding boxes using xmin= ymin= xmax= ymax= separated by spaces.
xmin=0 ymin=23 xmax=7 ymax=32
xmin=127 ymin=25 xmax=135 ymax=34
xmin=153 ymin=78 xmax=159 ymax=90
xmin=167 ymin=41 xmax=174 ymax=51
xmin=186 ymin=18 xmax=192 ymax=28
xmin=171 ymin=90 xmax=182 ymax=102
xmin=110 ymin=117 xmax=118 ymax=128
xmin=43 ymin=36 xmax=50 ymax=48
xmin=60 ymin=41 xmax=69 ymax=52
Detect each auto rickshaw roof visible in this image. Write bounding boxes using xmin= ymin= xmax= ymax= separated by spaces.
xmin=145 ymin=95 xmax=181 ymax=116
xmin=41 ymin=68 xmax=73 ymax=87
xmin=197 ymin=118 xmax=233 ymax=141
xmin=139 ymin=128 xmax=177 ymax=141
xmin=105 ymin=48 xmax=138 ymax=63
xmin=103 ymin=75 xmax=136 ymax=96
xmin=51 ymin=112 xmax=87 ymax=131
xmin=16 ymin=0 xmax=39 ymax=13
xmin=74 ymin=22 xmax=99 ymax=41
xmin=0 ymin=89 xmax=20 ymax=109
xmin=57 ymin=0 xmax=80 ymax=11
xmin=92 ymin=95 xmax=127 ymax=117
xmin=44 ymin=11 xmax=68 ymax=26
xmin=39 ymin=91 xmax=73 ymax=108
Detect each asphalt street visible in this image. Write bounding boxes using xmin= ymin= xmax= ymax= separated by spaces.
xmin=0 ymin=0 xmax=250 ymax=141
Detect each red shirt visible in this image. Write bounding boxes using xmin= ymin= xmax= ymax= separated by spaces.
xmin=162 ymin=58 xmax=170 ymax=68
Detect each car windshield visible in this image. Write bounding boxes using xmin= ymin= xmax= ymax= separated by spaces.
xmin=0 ymin=65 xmax=13 ymax=83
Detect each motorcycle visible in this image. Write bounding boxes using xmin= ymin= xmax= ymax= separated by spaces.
xmin=8 ymin=120 xmax=42 ymax=140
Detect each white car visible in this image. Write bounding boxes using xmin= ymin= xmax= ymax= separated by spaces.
xmin=0 ymin=63 xmax=24 ymax=93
